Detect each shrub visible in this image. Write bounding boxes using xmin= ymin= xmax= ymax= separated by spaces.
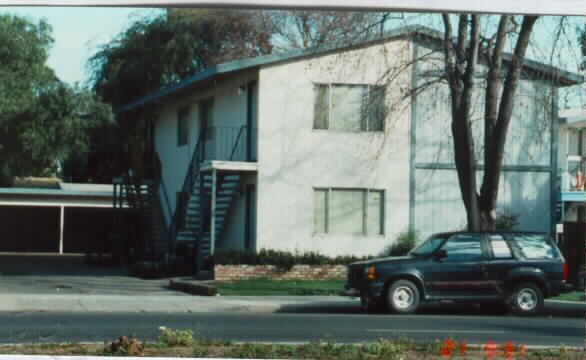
xmin=495 ymin=209 xmax=520 ymax=231
xmin=212 ymin=248 xmax=374 ymax=272
xmin=159 ymin=327 xmax=196 ymax=347
xmin=381 ymin=230 xmax=419 ymax=257
xmin=104 ymin=336 xmax=144 ymax=356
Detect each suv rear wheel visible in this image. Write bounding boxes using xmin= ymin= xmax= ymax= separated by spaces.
xmin=508 ymin=282 xmax=544 ymax=316
xmin=386 ymin=280 xmax=420 ymax=314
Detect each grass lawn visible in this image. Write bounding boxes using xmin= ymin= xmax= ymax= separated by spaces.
xmin=550 ymin=291 xmax=584 ymax=302
xmin=210 ymin=279 xmax=346 ymax=296
xmin=0 ymin=337 xmax=581 ymax=359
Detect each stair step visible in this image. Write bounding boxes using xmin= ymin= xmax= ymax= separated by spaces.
xmin=202 ymin=180 xmax=239 ymax=187
xmin=187 ymin=202 xmax=230 ymax=210
xmin=186 ymin=210 xmax=228 ymax=217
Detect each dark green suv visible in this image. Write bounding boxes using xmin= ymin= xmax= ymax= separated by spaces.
xmin=344 ymin=232 xmax=570 ymax=316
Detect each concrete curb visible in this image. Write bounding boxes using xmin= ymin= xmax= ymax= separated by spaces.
xmin=168 ymin=280 xmax=218 ymax=296
xmin=0 ymin=294 xmax=581 ymax=314
xmin=545 ymin=299 xmax=585 ymax=305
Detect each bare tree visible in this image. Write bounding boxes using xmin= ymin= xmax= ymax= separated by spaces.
xmin=441 ymin=15 xmax=539 ymax=231
xmin=266 ymin=10 xmax=392 ymax=51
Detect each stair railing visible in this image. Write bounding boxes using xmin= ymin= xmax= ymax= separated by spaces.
xmin=168 ymin=132 xmax=205 ymax=247
xmin=229 ymin=125 xmax=247 ymax=161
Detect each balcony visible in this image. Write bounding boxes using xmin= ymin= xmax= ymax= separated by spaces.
xmin=202 ymin=125 xmax=257 ymax=163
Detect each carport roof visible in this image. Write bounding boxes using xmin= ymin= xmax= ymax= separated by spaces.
xmin=0 ymin=184 xmax=115 ymax=207
xmin=0 ymin=187 xmax=113 ymax=198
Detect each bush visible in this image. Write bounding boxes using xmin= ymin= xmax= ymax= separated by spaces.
xmin=495 ymin=209 xmax=520 ymax=231
xmin=159 ymin=327 xmax=196 ymax=347
xmin=212 ymin=248 xmax=374 ymax=272
xmin=381 ymin=230 xmax=418 ymax=257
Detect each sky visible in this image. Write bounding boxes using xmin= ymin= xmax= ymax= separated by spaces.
xmin=0 ymin=7 xmax=583 ymax=109
xmin=0 ymin=6 xmax=164 ymax=85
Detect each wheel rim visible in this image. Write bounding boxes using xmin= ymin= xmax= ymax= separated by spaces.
xmin=392 ymin=286 xmax=415 ymax=309
xmin=516 ymin=288 xmax=538 ymax=311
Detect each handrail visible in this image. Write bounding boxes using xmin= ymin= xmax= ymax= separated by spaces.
xmin=159 ymin=176 xmax=174 ymax=227
xmin=168 ymin=131 xmax=205 ymax=246
xmin=229 ymin=125 xmax=247 ymax=161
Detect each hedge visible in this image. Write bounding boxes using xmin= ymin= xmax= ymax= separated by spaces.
xmin=212 ymin=249 xmax=374 ymax=272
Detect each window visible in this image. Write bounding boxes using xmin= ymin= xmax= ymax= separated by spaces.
xmin=489 ymin=235 xmax=513 ymax=259
xmin=510 ymin=234 xmax=557 ymax=259
xmin=410 ymin=234 xmax=448 ymax=256
xmin=314 ymin=84 xmax=386 ymax=131
xmin=177 ymin=106 xmax=190 ymax=146
xmin=440 ymin=234 xmax=483 ymax=262
xmin=313 ymin=188 xmax=384 ymax=235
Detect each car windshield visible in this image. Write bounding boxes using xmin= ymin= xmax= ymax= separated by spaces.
xmin=409 ymin=234 xmax=448 ymax=256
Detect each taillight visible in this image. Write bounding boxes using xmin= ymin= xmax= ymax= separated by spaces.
xmin=562 ymin=263 xmax=569 ymax=281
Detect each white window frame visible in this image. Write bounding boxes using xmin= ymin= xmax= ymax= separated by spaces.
xmin=313 ymin=83 xmax=386 ymax=132
xmin=313 ymin=187 xmax=385 ymax=236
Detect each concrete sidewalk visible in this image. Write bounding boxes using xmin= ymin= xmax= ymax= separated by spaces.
xmin=0 ymin=294 xmax=351 ymax=313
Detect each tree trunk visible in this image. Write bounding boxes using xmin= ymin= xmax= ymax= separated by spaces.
xmin=442 ymin=15 xmax=538 ymax=233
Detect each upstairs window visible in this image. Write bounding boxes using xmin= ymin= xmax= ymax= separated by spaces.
xmin=314 ymin=84 xmax=386 ymax=132
xmin=177 ymin=106 xmax=190 ymax=146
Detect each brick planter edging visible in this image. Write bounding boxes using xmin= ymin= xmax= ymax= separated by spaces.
xmin=214 ymin=264 xmax=348 ymax=281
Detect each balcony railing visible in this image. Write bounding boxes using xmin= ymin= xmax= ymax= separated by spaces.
xmin=204 ymin=125 xmax=257 ymax=162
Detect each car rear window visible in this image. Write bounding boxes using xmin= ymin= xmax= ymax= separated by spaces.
xmin=510 ymin=234 xmax=557 ymax=259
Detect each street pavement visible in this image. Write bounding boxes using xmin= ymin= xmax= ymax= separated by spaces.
xmin=0 ymin=309 xmax=582 ymax=348
xmin=0 ymin=253 xmax=583 ymax=348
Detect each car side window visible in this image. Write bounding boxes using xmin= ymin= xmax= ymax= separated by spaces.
xmin=440 ymin=234 xmax=483 ymax=262
xmin=510 ymin=234 xmax=557 ymax=259
xmin=489 ymin=235 xmax=513 ymax=259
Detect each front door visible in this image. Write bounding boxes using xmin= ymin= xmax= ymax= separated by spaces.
xmin=200 ymin=98 xmax=214 ymax=160
xmin=423 ymin=233 xmax=490 ymax=298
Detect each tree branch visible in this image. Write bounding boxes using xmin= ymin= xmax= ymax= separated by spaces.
xmin=481 ymin=15 xmax=509 ymax=205
xmin=481 ymin=15 xmax=539 ymax=210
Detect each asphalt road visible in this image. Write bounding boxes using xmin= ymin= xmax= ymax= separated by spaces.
xmin=0 ymin=302 xmax=582 ymax=348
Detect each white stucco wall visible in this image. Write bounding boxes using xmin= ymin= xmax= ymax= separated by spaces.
xmin=154 ymin=69 xmax=258 ymax=227
xmin=256 ymin=39 xmax=414 ymax=257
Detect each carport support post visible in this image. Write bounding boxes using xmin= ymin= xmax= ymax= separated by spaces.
xmin=210 ymin=169 xmax=216 ymax=256
xmin=59 ymin=206 xmax=64 ymax=255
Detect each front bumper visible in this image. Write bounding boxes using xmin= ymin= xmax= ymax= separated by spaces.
xmin=341 ymin=287 xmax=360 ymax=297
xmin=343 ymin=281 xmax=385 ymax=298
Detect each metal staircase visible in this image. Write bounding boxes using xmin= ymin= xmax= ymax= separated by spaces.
xmin=176 ymin=172 xmax=242 ymax=270
xmin=113 ymin=177 xmax=160 ymax=262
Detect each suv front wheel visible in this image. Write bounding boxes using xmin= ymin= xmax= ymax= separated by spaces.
xmin=508 ymin=282 xmax=544 ymax=316
xmin=386 ymin=280 xmax=420 ymax=314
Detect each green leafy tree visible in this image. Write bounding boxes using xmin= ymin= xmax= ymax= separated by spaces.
xmin=89 ymin=10 xmax=272 ymax=110
xmin=0 ymin=14 xmax=113 ymax=186
xmin=88 ymin=10 xmax=273 ymax=179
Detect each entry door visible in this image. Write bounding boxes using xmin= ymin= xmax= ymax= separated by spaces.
xmin=423 ymin=234 xmax=489 ymax=297
xmin=200 ymin=98 xmax=214 ymax=160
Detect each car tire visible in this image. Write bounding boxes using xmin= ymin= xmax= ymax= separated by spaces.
xmin=386 ymin=280 xmax=420 ymax=314
xmin=508 ymin=282 xmax=544 ymax=316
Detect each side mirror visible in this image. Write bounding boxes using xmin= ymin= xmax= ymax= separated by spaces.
xmin=433 ymin=249 xmax=448 ymax=260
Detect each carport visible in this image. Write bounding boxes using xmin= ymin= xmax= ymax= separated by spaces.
xmin=0 ymin=183 xmax=117 ymax=254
